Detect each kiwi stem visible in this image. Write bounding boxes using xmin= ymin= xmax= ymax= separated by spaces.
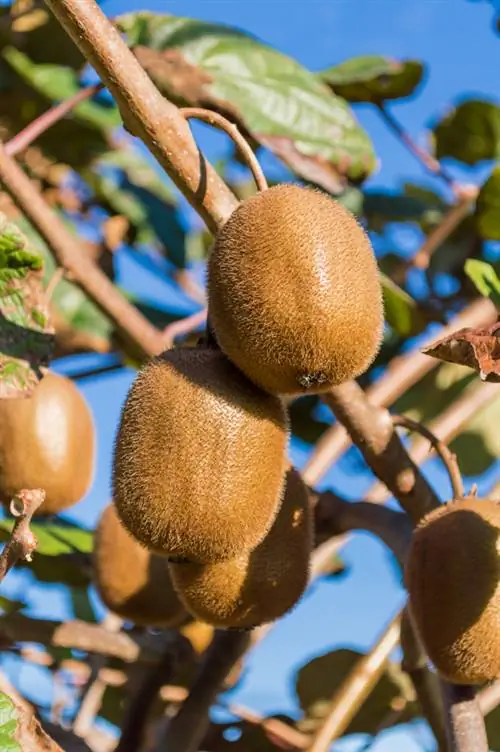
xmin=442 ymin=683 xmax=489 ymax=752
xmin=307 ymin=611 xmax=402 ymax=752
xmin=391 ymin=414 xmax=464 ymax=499
xmin=180 ymin=108 xmax=268 ymax=194
xmin=161 ymin=630 xmax=250 ymax=752
xmin=0 ymin=488 xmax=45 ymax=584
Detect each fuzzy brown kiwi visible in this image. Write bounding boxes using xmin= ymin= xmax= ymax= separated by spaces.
xmin=405 ymin=496 xmax=500 ymax=685
xmin=93 ymin=503 xmax=186 ymax=627
xmin=112 ymin=347 xmax=289 ymax=563
xmin=168 ymin=465 xmax=312 ymax=629
xmin=0 ymin=371 xmax=95 ymax=515
xmin=207 ymin=183 xmax=384 ymax=396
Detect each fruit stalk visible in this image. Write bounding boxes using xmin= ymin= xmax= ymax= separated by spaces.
xmin=0 ymin=488 xmax=45 ymax=583
xmin=442 ymin=684 xmax=489 ymax=752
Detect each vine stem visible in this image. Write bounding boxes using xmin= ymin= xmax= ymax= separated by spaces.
xmin=442 ymin=684 xmax=489 ymax=752
xmin=0 ymin=489 xmax=45 ymax=584
xmin=4 ymin=83 xmax=104 ymax=158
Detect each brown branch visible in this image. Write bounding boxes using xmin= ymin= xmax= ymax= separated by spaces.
xmin=478 ymin=680 xmax=500 ymax=716
xmin=400 ymin=609 xmax=448 ymax=751
xmin=161 ymin=307 xmax=208 ymax=349
xmin=162 ymin=630 xmax=250 ymax=752
xmin=442 ymin=683 xmax=488 ymax=752
xmin=0 ymin=489 xmax=45 ymax=583
xmin=0 ymin=670 xmax=64 ymax=751
xmin=0 ymin=143 xmax=164 ymax=358
xmin=306 ymin=612 xmax=402 ymax=752
xmin=180 ymin=108 xmax=268 ymax=193
xmin=377 ymin=104 xmax=455 ymax=187
xmin=366 ymin=380 xmax=498 ymax=504
xmin=391 ymin=414 xmax=464 ymax=499
xmin=4 ymin=83 xmax=105 ymax=158
xmin=44 ymin=0 xmax=239 ymax=234
xmin=303 ymin=298 xmax=496 ymax=487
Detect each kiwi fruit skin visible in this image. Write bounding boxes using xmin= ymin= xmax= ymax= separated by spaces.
xmin=93 ymin=503 xmax=186 ymax=627
xmin=207 ymin=183 xmax=384 ymax=396
xmin=112 ymin=347 xmax=289 ymax=563
xmin=169 ymin=466 xmax=312 ymax=629
xmin=0 ymin=372 xmax=95 ymax=515
xmin=405 ymin=497 xmax=500 ymax=685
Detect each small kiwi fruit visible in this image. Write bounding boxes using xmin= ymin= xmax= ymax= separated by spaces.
xmin=93 ymin=503 xmax=186 ymax=627
xmin=112 ymin=347 xmax=289 ymax=563
xmin=405 ymin=496 xmax=500 ymax=684
xmin=168 ymin=465 xmax=312 ymax=629
xmin=208 ymin=183 xmax=384 ymax=396
xmin=0 ymin=371 xmax=95 ymax=515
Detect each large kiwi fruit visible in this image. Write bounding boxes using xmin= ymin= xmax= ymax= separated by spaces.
xmin=405 ymin=496 xmax=500 ymax=684
xmin=93 ymin=503 xmax=186 ymax=627
xmin=208 ymin=184 xmax=384 ymax=396
xmin=0 ymin=371 xmax=95 ymax=515
xmin=169 ymin=466 xmax=312 ymax=629
xmin=113 ymin=347 xmax=289 ymax=563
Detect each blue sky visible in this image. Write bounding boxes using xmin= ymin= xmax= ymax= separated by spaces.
xmin=2 ymin=2 xmax=500 ymax=751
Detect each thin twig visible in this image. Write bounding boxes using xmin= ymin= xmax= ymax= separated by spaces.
xmin=377 ymin=103 xmax=455 ymax=187
xmin=391 ymin=414 xmax=464 ymax=499
xmin=478 ymin=679 xmax=500 ymax=716
xmin=162 ymin=630 xmax=250 ymax=752
xmin=0 ymin=143 xmax=164 ymax=358
xmin=180 ymin=107 xmax=268 ymax=193
xmin=0 ymin=489 xmax=45 ymax=583
xmin=44 ymin=0 xmax=239 ymax=234
xmin=162 ymin=307 xmax=208 ymax=348
xmin=45 ymin=267 xmax=65 ymax=301
xmin=4 ymin=84 xmax=105 ymax=158
xmin=307 ymin=611 xmax=402 ymax=752
xmin=303 ymin=297 xmax=495 ymax=487
xmin=442 ymin=683 xmax=488 ymax=752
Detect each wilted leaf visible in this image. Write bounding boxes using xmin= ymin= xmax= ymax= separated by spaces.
xmin=117 ymin=12 xmax=376 ymax=192
xmin=464 ymin=259 xmax=500 ymax=307
xmin=476 ymin=167 xmax=500 ymax=239
xmin=0 ymin=212 xmax=54 ymax=398
xmin=422 ymin=323 xmax=500 ymax=382
xmin=381 ymin=274 xmax=428 ymax=336
xmin=319 ymin=56 xmax=424 ymax=103
xmin=0 ymin=692 xmax=21 ymax=752
xmin=433 ymin=99 xmax=500 ymax=165
xmin=295 ymin=649 xmax=416 ymax=737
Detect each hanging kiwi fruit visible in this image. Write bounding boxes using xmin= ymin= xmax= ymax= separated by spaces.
xmin=405 ymin=495 xmax=500 ymax=685
xmin=93 ymin=503 xmax=186 ymax=627
xmin=207 ymin=183 xmax=384 ymax=396
xmin=169 ymin=465 xmax=313 ymax=629
xmin=112 ymin=346 xmax=289 ymax=564
xmin=0 ymin=371 xmax=95 ymax=515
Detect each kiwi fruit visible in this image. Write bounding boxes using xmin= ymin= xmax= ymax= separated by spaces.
xmin=405 ymin=496 xmax=500 ymax=684
xmin=169 ymin=465 xmax=312 ymax=629
xmin=208 ymin=183 xmax=384 ymax=396
xmin=93 ymin=503 xmax=186 ymax=627
xmin=112 ymin=347 xmax=289 ymax=563
xmin=0 ymin=371 xmax=95 ymax=515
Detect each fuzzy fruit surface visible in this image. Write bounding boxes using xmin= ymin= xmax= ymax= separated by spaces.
xmin=112 ymin=347 xmax=289 ymax=563
xmin=0 ymin=371 xmax=95 ymax=515
xmin=93 ymin=504 xmax=185 ymax=627
xmin=169 ymin=466 xmax=312 ymax=629
xmin=208 ymin=184 xmax=384 ymax=396
xmin=406 ymin=496 xmax=500 ymax=684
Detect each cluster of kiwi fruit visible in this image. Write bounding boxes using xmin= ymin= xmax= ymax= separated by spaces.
xmin=405 ymin=495 xmax=500 ymax=685
xmin=0 ymin=371 xmax=95 ymax=515
xmin=107 ymin=181 xmax=384 ymax=630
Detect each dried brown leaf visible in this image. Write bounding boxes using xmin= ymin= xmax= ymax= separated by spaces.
xmin=422 ymin=323 xmax=500 ymax=383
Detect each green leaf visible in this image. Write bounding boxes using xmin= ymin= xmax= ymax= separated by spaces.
xmin=433 ymin=99 xmax=500 ymax=165
xmin=464 ymin=259 xmax=500 ymax=307
xmin=0 ymin=213 xmax=53 ymax=398
xmin=475 ymin=166 xmax=500 ymax=240
xmin=450 ymin=388 xmax=500 ymax=476
xmin=70 ymin=587 xmax=97 ymax=623
xmin=0 ymin=596 xmax=25 ymax=615
xmin=0 ymin=692 xmax=21 ymax=752
xmin=2 ymin=47 xmax=119 ymax=131
xmin=381 ymin=274 xmax=428 ymax=337
xmin=364 ymin=188 xmax=446 ymax=233
xmin=319 ymin=55 xmax=424 ymax=103
xmin=295 ymin=649 xmax=417 ymax=737
xmin=117 ymin=11 xmax=376 ymax=192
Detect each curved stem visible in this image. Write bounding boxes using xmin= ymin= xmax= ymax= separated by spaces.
xmin=0 ymin=489 xmax=45 ymax=583
xmin=442 ymin=683 xmax=488 ymax=752
xmin=180 ymin=107 xmax=268 ymax=194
